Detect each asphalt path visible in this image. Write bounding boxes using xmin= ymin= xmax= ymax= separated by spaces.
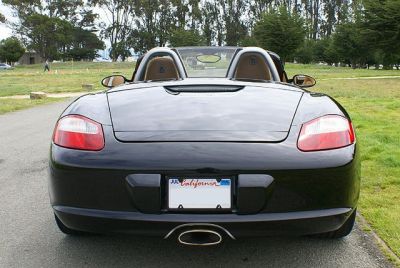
xmin=0 ymin=100 xmax=394 ymax=268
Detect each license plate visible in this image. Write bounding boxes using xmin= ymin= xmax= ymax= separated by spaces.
xmin=168 ymin=177 xmax=231 ymax=209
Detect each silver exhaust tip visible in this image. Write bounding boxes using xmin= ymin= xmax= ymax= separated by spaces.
xmin=164 ymin=223 xmax=235 ymax=240
xmin=178 ymin=229 xmax=222 ymax=246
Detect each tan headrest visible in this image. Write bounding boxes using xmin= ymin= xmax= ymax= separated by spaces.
xmin=110 ymin=76 xmax=125 ymax=87
xmin=234 ymin=53 xmax=271 ymax=80
xmin=103 ymin=75 xmax=125 ymax=87
xmin=144 ymin=57 xmax=179 ymax=81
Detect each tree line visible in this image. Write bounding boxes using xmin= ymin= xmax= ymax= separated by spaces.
xmin=0 ymin=0 xmax=399 ymax=69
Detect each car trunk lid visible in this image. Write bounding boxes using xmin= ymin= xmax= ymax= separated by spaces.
xmin=107 ymin=85 xmax=302 ymax=142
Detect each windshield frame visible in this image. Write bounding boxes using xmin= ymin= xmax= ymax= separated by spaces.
xmin=174 ymin=46 xmax=240 ymax=78
xmin=132 ymin=46 xmax=281 ymax=82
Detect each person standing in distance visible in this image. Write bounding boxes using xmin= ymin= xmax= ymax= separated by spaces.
xmin=44 ymin=59 xmax=50 ymax=72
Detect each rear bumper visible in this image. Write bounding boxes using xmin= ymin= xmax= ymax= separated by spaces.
xmin=54 ymin=206 xmax=353 ymax=237
xmin=49 ymin=126 xmax=360 ymax=237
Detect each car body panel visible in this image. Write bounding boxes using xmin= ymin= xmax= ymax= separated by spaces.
xmin=108 ymin=83 xmax=303 ymax=142
xmin=53 ymin=206 xmax=353 ymax=237
xmin=61 ymin=93 xmax=112 ymax=125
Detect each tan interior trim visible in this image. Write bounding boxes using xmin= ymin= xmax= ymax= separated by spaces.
xmin=144 ymin=57 xmax=179 ymax=81
xmin=234 ymin=53 xmax=271 ymax=81
xmin=109 ymin=76 xmax=125 ymax=87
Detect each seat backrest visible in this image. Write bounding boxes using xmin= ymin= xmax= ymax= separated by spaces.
xmin=103 ymin=75 xmax=125 ymax=87
xmin=144 ymin=57 xmax=179 ymax=81
xmin=234 ymin=53 xmax=271 ymax=80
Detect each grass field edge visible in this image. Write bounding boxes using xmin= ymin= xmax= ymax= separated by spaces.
xmin=357 ymin=212 xmax=400 ymax=267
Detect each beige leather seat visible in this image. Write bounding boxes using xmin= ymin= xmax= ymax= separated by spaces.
xmin=234 ymin=53 xmax=271 ymax=80
xmin=103 ymin=75 xmax=125 ymax=87
xmin=144 ymin=57 xmax=179 ymax=81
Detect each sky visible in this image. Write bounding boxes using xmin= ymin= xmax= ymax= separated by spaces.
xmin=0 ymin=3 xmax=13 ymax=40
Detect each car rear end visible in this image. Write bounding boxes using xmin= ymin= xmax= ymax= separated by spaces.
xmin=49 ymin=83 xmax=360 ymax=242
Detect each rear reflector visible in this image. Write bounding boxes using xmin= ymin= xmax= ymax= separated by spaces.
xmin=297 ymin=115 xmax=355 ymax=152
xmin=53 ymin=115 xmax=104 ymax=151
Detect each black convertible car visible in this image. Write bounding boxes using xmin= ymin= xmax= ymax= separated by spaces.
xmin=49 ymin=46 xmax=359 ymax=245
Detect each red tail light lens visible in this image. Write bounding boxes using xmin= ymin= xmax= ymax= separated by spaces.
xmin=53 ymin=115 xmax=105 ymax=151
xmin=298 ymin=115 xmax=355 ymax=152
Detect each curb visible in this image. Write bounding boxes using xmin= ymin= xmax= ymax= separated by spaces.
xmin=357 ymin=212 xmax=400 ymax=267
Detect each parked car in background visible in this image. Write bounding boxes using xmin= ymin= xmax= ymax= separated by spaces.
xmin=93 ymin=57 xmax=112 ymax=62
xmin=0 ymin=63 xmax=14 ymax=70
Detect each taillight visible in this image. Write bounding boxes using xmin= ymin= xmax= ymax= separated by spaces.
xmin=297 ymin=115 xmax=355 ymax=152
xmin=53 ymin=115 xmax=105 ymax=151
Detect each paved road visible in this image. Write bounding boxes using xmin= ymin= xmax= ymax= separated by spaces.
xmin=0 ymin=101 xmax=393 ymax=268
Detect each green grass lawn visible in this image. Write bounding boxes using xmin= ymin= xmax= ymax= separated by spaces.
xmin=286 ymin=63 xmax=400 ymax=79
xmin=0 ymin=61 xmax=135 ymax=97
xmin=0 ymin=61 xmax=399 ymax=257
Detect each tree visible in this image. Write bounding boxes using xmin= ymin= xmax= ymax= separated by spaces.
xmin=3 ymin=0 xmax=91 ymax=23
xmin=0 ymin=37 xmax=25 ymax=64
xmin=220 ymin=0 xmax=248 ymax=46
xmin=2 ymin=0 xmax=396 ymax=66
xmin=170 ymin=0 xmax=189 ymax=28
xmin=129 ymin=0 xmax=174 ymax=54
xmin=331 ymin=21 xmax=371 ymax=67
xmin=362 ymin=0 xmax=400 ymax=68
xmin=313 ymin=37 xmax=339 ymax=65
xmin=323 ymin=40 xmax=340 ymax=66
xmin=254 ymin=7 xmax=305 ymax=62
xmin=0 ymin=13 xmax=5 ymax=23
xmin=4 ymin=0 xmax=99 ymax=61
xmin=66 ymin=28 xmax=104 ymax=60
xmin=170 ymin=0 xmax=201 ymax=30
xmin=239 ymin=35 xmax=258 ymax=47
xmin=169 ymin=29 xmax=205 ymax=47
xmin=20 ymin=14 xmax=73 ymax=60
xmin=17 ymin=13 xmax=102 ymax=61
xmin=201 ymin=2 xmax=214 ymax=46
xmin=248 ymin=0 xmax=274 ymax=25
xmin=92 ymin=0 xmax=135 ymax=61
xmin=201 ymin=1 xmax=224 ymax=46
xmin=295 ymin=39 xmax=315 ymax=64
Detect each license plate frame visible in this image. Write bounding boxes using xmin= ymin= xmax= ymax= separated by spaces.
xmin=167 ymin=176 xmax=233 ymax=211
